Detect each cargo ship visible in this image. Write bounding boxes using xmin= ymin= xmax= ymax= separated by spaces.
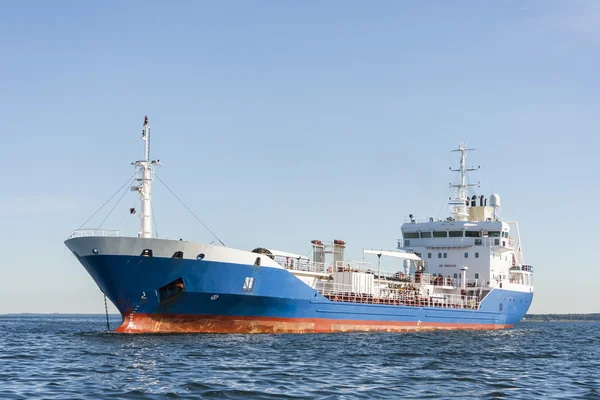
xmin=65 ymin=117 xmax=534 ymax=333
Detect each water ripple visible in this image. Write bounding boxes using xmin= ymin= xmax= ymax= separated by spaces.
xmin=0 ymin=315 xmax=599 ymax=399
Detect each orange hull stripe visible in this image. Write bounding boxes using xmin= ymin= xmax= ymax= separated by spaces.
xmin=116 ymin=313 xmax=512 ymax=334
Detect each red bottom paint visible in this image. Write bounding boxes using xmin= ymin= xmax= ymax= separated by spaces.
xmin=115 ymin=313 xmax=513 ymax=334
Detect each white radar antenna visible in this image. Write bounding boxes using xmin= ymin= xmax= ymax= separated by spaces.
xmin=131 ymin=116 xmax=161 ymax=238
xmin=449 ymin=142 xmax=479 ymax=221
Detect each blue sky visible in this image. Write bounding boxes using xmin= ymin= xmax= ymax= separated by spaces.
xmin=1 ymin=1 xmax=598 ymax=314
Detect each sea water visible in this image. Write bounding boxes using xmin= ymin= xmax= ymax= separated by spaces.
xmin=0 ymin=315 xmax=598 ymax=399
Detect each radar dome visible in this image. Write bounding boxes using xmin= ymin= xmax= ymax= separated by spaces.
xmin=489 ymin=194 xmax=501 ymax=207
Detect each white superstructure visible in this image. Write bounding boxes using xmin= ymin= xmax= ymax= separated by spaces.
xmin=398 ymin=142 xmax=533 ymax=293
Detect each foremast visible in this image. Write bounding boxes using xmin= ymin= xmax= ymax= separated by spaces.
xmin=449 ymin=142 xmax=479 ymax=221
xmin=132 ymin=116 xmax=161 ymax=238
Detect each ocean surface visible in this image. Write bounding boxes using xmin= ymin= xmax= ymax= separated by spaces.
xmin=0 ymin=315 xmax=598 ymax=399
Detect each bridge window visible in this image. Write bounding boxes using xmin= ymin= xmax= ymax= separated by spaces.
xmin=464 ymin=252 xmax=469 ymax=258
xmin=449 ymin=231 xmax=462 ymax=238
xmin=438 ymin=253 xmax=442 ymax=258
xmin=443 ymin=253 xmax=447 ymax=258
xmin=475 ymin=252 xmax=479 ymax=258
xmin=421 ymin=232 xmax=432 ymax=238
xmin=465 ymin=231 xmax=481 ymax=237
xmin=475 ymin=273 xmax=479 ymax=279
xmin=489 ymin=231 xmax=501 ymax=237
xmin=427 ymin=253 xmax=432 ymax=259
xmin=404 ymin=232 xmax=419 ymax=239
xmin=433 ymin=231 xmax=447 ymax=238
xmin=453 ymin=273 xmax=458 ymax=279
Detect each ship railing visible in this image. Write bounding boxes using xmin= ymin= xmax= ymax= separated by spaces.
xmin=507 ymin=269 xmax=534 ymax=286
xmin=332 ymin=265 xmax=428 ymax=285
xmin=374 ymin=270 xmax=416 ymax=282
xmin=358 ymin=271 xmax=436 ymax=286
xmin=69 ymin=229 xmax=122 ymax=238
xmin=317 ymin=282 xmax=480 ymax=309
xmin=275 ymin=256 xmax=328 ymax=274
xmin=403 ymin=217 xmax=442 ymax=223
xmin=510 ymin=265 xmax=534 ymax=273
xmin=464 ymin=278 xmax=481 ymax=287
xmin=334 ymin=260 xmax=373 ymax=273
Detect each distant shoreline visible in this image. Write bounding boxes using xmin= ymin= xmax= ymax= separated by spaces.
xmin=525 ymin=313 xmax=600 ymax=322
xmin=522 ymin=319 xmax=598 ymax=323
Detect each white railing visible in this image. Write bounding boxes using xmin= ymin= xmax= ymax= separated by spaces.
xmin=403 ymin=217 xmax=443 ymax=223
xmin=331 ymin=266 xmax=435 ymax=286
xmin=275 ymin=256 xmax=328 ymax=274
xmin=334 ymin=260 xmax=373 ymax=272
xmin=510 ymin=265 xmax=534 ymax=273
xmin=428 ymin=276 xmax=483 ymax=289
xmin=317 ymin=282 xmax=480 ymax=309
xmin=69 ymin=229 xmax=122 ymax=238
xmin=280 ymin=259 xmax=377 ymax=275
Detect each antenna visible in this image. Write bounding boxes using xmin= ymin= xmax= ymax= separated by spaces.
xmin=448 ymin=142 xmax=480 ymax=221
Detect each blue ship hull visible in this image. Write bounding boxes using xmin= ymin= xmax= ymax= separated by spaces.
xmin=75 ymin=252 xmax=533 ymax=333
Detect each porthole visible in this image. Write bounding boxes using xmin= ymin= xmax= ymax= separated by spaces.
xmin=197 ymin=253 xmax=205 ymax=260
xmin=92 ymin=248 xmax=99 ymax=255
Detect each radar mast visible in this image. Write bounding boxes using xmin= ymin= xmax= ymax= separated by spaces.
xmin=449 ymin=142 xmax=479 ymax=221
